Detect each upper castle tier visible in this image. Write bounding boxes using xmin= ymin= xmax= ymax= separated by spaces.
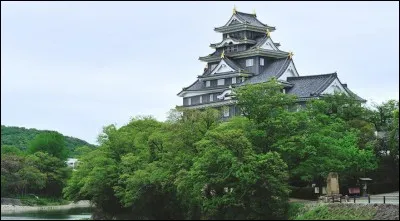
xmin=177 ymin=7 xmax=364 ymax=115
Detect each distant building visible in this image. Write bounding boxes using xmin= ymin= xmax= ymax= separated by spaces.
xmin=177 ymin=7 xmax=365 ymax=118
xmin=66 ymin=158 xmax=78 ymax=170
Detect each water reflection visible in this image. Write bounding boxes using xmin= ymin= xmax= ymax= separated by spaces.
xmin=1 ymin=207 xmax=92 ymax=220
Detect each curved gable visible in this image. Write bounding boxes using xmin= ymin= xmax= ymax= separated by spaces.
xmin=321 ymin=78 xmax=349 ymax=95
xmin=224 ymin=15 xmax=244 ymax=26
xmin=210 ymin=59 xmax=236 ymax=75
xmin=278 ymin=60 xmax=299 ymax=81
xmin=260 ymin=38 xmax=279 ymax=51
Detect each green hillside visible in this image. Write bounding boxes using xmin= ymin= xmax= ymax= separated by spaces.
xmin=1 ymin=125 xmax=96 ymax=156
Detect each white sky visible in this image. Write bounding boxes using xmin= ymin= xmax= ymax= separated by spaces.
xmin=1 ymin=1 xmax=399 ymax=144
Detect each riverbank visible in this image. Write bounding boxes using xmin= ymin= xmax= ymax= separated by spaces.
xmin=1 ymin=200 xmax=92 ymax=214
xmin=289 ymin=203 xmax=399 ymax=220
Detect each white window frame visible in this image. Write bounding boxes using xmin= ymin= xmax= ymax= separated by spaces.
xmin=260 ymin=58 xmax=264 ymax=66
xmin=223 ymin=107 xmax=230 ymax=117
xmin=296 ymin=104 xmax=301 ymax=112
xmin=217 ymin=79 xmax=225 ymax=86
xmin=232 ymin=77 xmax=236 ymax=84
xmin=188 ymin=97 xmax=191 ymax=105
xmin=206 ymin=81 xmax=210 ymax=87
xmin=210 ymin=94 xmax=214 ymax=102
xmin=199 ymin=96 xmax=202 ymax=104
xmin=246 ymin=59 xmax=254 ymax=67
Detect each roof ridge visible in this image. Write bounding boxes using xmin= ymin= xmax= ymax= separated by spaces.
xmin=236 ymin=11 xmax=257 ymax=17
xmin=223 ymin=57 xmax=242 ymax=70
xmin=287 ymin=72 xmax=337 ymax=79
xmin=314 ymin=74 xmax=336 ymax=94
xmin=183 ymin=79 xmax=199 ymax=90
xmin=274 ymin=58 xmax=291 ymax=78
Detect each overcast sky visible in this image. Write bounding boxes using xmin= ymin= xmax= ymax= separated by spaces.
xmin=1 ymin=1 xmax=399 ymax=144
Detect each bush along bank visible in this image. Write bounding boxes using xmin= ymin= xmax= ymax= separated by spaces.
xmin=289 ymin=203 xmax=399 ymax=220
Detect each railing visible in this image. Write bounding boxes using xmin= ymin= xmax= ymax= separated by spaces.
xmin=329 ymin=195 xmax=399 ymax=204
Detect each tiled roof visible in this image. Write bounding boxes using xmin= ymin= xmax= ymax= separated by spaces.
xmin=223 ymin=57 xmax=243 ymax=71
xmin=210 ymin=37 xmax=257 ymax=47
xmin=249 ymin=36 xmax=282 ymax=51
xmin=203 ymin=57 xmax=243 ymax=76
xmin=235 ymin=12 xmax=266 ymax=28
xmin=342 ymin=84 xmax=366 ymax=102
xmin=286 ymin=73 xmax=337 ymax=97
xmin=184 ymin=79 xmax=203 ymax=91
xmin=239 ymin=58 xmax=291 ymax=85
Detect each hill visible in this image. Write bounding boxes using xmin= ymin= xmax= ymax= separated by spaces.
xmin=1 ymin=125 xmax=96 ymax=157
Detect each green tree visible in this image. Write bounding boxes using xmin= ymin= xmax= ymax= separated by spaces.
xmin=234 ymin=80 xmax=377 ymax=188
xmin=1 ymin=145 xmax=25 ymax=156
xmin=65 ymin=110 xmax=221 ymax=219
xmin=234 ymin=78 xmax=296 ymax=124
xmin=73 ymin=145 xmax=94 ymax=158
xmin=1 ymin=153 xmax=25 ymax=197
xmin=234 ymin=79 xmax=301 ymax=153
xmin=367 ymin=100 xmax=399 ymax=132
xmin=176 ymin=126 xmax=290 ymax=220
xmin=16 ymin=166 xmax=46 ymax=196
xmin=274 ymin=109 xmax=377 ymax=184
xmin=27 ymin=152 xmax=71 ymax=197
xmin=28 ymin=132 xmax=69 ymax=160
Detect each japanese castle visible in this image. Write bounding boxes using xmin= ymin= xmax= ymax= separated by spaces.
xmin=177 ymin=7 xmax=365 ymax=118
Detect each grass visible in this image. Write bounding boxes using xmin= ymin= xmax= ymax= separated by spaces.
xmin=287 ymin=202 xmax=306 ymax=220
xmin=18 ymin=195 xmax=70 ymax=206
xmin=289 ymin=203 xmax=378 ymax=220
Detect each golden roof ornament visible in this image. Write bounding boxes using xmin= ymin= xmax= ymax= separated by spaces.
xmin=252 ymin=9 xmax=256 ymax=17
xmin=288 ymin=51 xmax=294 ymax=59
xmin=233 ymin=5 xmax=237 ymax=14
xmin=221 ymin=49 xmax=225 ymax=58
xmin=266 ymin=28 xmax=271 ymax=37
xmin=244 ymin=36 xmax=247 ymax=40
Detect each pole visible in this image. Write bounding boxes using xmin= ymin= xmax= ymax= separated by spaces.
xmin=383 ymin=196 xmax=385 ymax=204
xmin=368 ymin=195 xmax=370 ymax=204
xmin=354 ymin=196 xmax=356 ymax=203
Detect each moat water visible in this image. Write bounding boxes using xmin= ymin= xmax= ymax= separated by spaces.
xmin=1 ymin=207 xmax=92 ymax=220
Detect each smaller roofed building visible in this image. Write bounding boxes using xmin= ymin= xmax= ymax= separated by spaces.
xmin=177 ymin=7 xmax=365 ymax=118
xmin=66 ymin=158 xmax=79 ymax=170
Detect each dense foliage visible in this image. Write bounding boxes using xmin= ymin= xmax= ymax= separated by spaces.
xmin=28 ymin=132 xmax=69 ymax=160
xmin=1 ymin=132 xmax=72 ymax=199
xmin=2 ymin=78 xmax=397 ymax=219
xmin=62 ymin=78 xmax=396 ymax=220
xmin=1 ymin=125 xmax=96 ymax=156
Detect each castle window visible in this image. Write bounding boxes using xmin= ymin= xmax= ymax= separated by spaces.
xmin=210 ymin=94 xmax=214 ymax=102
xmin=217 ymin=79 xmax=225 ymax=86
xmin=246 ymin=59 xmax=254 ymax=67
xmin=232 ymin=45 xmax=238 ymax=52
xmin=188 ymin=97 xmax=191 ymax=105
xmin=260 ymin=58 xmax=264 ymax=66
xmin=223 ymin=107 xmax=230 ymax=117
xmin=226 ymin=45 xmax=238 ymax=53
xmin=206 ymin=81 xmax=210 ymax=87
xmin=199 ymin=96 xmax=202 ymax=104
xmin=232 ymin=77 xmax=237 ymax=84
